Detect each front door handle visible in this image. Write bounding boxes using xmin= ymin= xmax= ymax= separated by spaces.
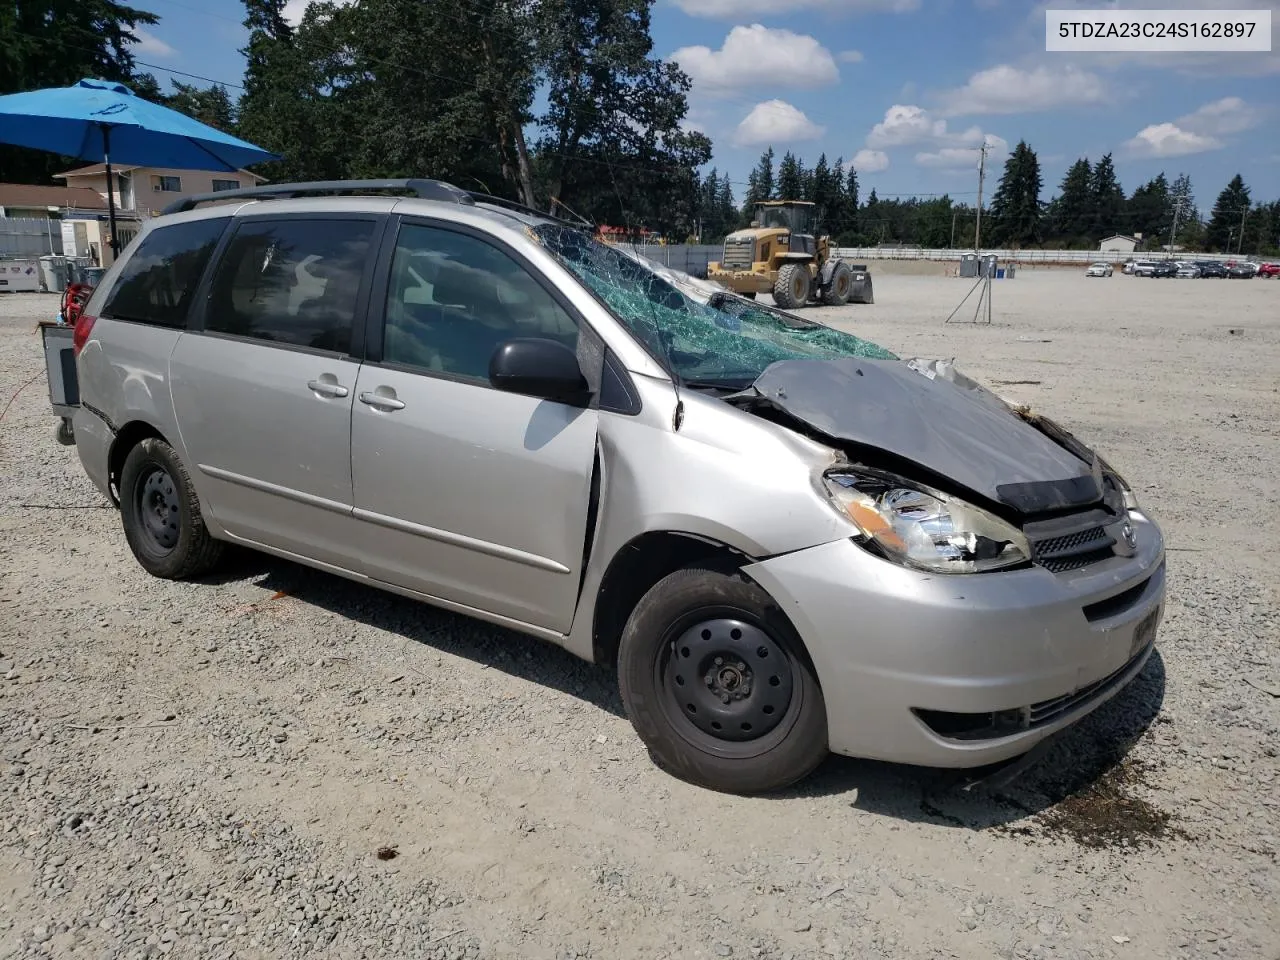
xmin=359 ymin=390 xmax=406 ymax=412
xmin=307 ymin=378 xmax=349 ymax=399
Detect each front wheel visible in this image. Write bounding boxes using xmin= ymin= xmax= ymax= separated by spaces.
xmin=617 ymin=565 xmax=828 ymax=794
xmin=773 ymin=263 xmax=811 ymax=310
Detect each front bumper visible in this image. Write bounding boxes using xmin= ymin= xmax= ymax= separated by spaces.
xmin=742 ymin=511 xmax=1165 ymax=768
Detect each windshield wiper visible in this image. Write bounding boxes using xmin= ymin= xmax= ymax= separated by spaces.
xmin=681 ymin=377 xmax=757 ymax=392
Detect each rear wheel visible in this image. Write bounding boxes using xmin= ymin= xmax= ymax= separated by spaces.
xmin=773 ymin=263 xmax=811 ymax=310
xmin=120 ymin=438 xmax=224 ymax=579
xmin=821 ymin=261 xmax=853 ymax=305
xmin=617 ymin=565 xmax=828 ymax=794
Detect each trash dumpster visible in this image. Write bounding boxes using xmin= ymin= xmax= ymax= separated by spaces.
xmin=959 ymin=254 xmax=978 ymax=278
xmin=0 ymin=259 xmax=41 ymax=292
xmin=39 ymin=256 xmax=68 ymax=293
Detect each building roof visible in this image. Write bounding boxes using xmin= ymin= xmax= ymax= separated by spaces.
xmin=55 ymin=163 xmax=142 ymax=177
xmin=0 ymin=182 xmax=109 ymax=211
xmin=56 ymin=163 xmax=268 ymax=183
xmin=1100 ymin=234 xmax=1138 ymax=243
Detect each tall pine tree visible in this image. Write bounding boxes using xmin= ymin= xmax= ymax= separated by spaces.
xmin=1090 ymin=153 xmax=1125 ymax=241
xmin=1049 ymin=158 xmax=1093 ymax=243
xmin=1206 ymin=174 xmax=1250 ymax=253
xmin=986 ymin=140 xmax=1042 ymax=247
xmin=743 ymin=147 xmax=775 ymax=216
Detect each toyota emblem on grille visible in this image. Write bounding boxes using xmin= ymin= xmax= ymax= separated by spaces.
xmin=1121 ymin=522 xmax=1137 ymax=549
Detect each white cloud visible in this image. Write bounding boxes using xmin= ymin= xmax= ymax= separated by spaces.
xmin=283 ymin=0 xmax=355 ymax=26
xmin=1123 ymin=123 xmax=1222 ymax=158
xmin=671 ymin=0 xmax=919 ymax=18
xmin=915 ymin=136 xmax=1009 ymax=168
xmin=1176 ymin=97 xmax=1260 ymax=136
xmin=129 ymin=28 xmax=175 ymax=59
xmin=838 ymin=50 xmax=865 ymax=63
xmin=733 ymin=100 xmax=825 ymax=146
xmin=865 ymin=104 xmax=988 ymax=149
xmin=851 ymin=149 xmax=889 ymax=172
xmin=935 ymin=64 xmax=1108 ymax=116
xmin=671 ymin=25 xmax=839 ymax=96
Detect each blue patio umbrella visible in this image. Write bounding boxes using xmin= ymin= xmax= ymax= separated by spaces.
xmin=0 ymin=77 xmax=280 ymax=256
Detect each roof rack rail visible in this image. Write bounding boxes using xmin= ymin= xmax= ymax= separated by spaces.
xmin=162 ymin=178 xmax=475 ymax=216
xmin=466 ymin=191 xmax=593 ymax=231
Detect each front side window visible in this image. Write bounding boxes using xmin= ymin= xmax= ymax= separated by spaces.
xmin=382 ymin=223 xmax=577 ymax=380
xmin=154 ymin=175 xmax=182 ymax=192
xmin=211 ymin=179 xmax=240 ymax=192
xmin=205 ymin=218 xmax=374 ymax=353
xmin=533 ymin=225 xmax=894 ymax=387
xmin=102 ymin=218 xmax=228 ymax=327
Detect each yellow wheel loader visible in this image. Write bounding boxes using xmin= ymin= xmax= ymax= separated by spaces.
xmin=706 ymin=200 xmax=873 ymax=309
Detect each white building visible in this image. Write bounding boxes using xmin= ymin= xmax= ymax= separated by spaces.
xmin=1098 ymin=234 xmax=1138 ymax=254
xmin=54 ymin=163 xmax=267 ymax=220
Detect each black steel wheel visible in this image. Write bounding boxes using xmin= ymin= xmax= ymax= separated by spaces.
xmin=618 ymin=564 xmax=828 ymax=793
xmin=119 ymin=437 xmax=224 ymax=579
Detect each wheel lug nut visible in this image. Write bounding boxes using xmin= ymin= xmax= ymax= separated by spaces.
xmin=720 ymin=694 xmax=730 ymax=704
xmin=714 ymin=657 xmax=723 ymax=666
xmin=736 ymin=662 xmax=746 ymax=671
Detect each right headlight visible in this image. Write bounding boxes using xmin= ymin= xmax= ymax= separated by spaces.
xmin=823 ymin=468 xmax=1031 ymax=574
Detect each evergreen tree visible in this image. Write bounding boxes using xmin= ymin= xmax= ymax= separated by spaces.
xmin=1206 ymin=174 xmax=1251 ymax=253
xmin=841 ymin=164 xmax=860 ymax=240
xmin=810 ymin=153 xmax=836 ymax=234
xmin=1126 ymin=173 xmax=1172 ymax=249
xmin=743 ymin=147 xmax=775 ymax=215
xmin=717 ymin=177 xmax=735 ymax=234
xmin=1090 ymin=153 xmax=1125 ymax=240
xmin=1 ymin=0 xmax=160 ymax=183
xmin=776 ymin=151 xmax=803 ymax=200
xmin=985 ymin=140 xmax=1042 ymax=247
xmin=1050 ymin=158 xmax=1093 ymax=242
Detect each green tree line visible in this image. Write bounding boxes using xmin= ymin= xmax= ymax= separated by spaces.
xmin=2 ymin=0 xmax=1276 ymax=254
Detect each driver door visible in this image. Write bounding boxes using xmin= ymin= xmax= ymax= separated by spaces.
xmin=349 ymin=219 xmax=598 ymax=633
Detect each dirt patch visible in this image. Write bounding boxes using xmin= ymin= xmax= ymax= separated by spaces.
xmin=1014 ymin=757 xmax=1188 ymax=849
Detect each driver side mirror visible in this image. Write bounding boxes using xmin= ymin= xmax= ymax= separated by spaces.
xmin=489 ymin=337 xmax=591 ymax=406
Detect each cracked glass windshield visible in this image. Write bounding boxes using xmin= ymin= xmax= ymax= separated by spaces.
xmin=533 ymin=226 xmax=896 ymax=387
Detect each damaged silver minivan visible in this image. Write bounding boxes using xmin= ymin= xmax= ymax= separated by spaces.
xmin=68 ymin=180 xmax=1164 ymax=794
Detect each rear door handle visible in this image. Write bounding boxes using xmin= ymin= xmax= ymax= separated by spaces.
xmin=307 ymin=379 xmax=349 ymax=398
xmin=359 ymin=390 xmax=406 ymax=412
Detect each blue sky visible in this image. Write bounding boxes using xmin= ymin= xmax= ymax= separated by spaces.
xmin=130 ymin=0 xmax=1279 ymax=211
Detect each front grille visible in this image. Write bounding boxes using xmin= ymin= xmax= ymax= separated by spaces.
xmin=1026 ymin=515 xmax=1116 ymax=573
xmin=720 ymin=238 xmax=754 ymax=269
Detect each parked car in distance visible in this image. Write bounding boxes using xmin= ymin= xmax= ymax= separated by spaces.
xmin=1130 ymin=260 xmax=1158 ymax=277
xmin=1086 ymin=261 xmax=1114 ymax=277
xmin=1175 ymin=261 xmax=1201 ymax=279
xmin=1227 ymin=261 xmax=1257 ymax=279
xmin=64 ymin=178 xmax=1166 ymax=795
xmin=1149 ymin=261 xmax=1178 ymax=278
xmin=1196 ymin=260 xmax=1228 ymax=278
xmin=1258 ymin=262 xmax=1280 ymax=278
xmin=1122 ymin=259 xmax=1136 ymax=275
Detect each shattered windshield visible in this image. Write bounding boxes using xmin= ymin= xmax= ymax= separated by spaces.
xmin=532 ymin=225 xmax=896 ymax=387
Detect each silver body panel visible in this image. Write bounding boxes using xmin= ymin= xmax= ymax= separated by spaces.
xmin=71 ymin=193 xmax=1167 ymax=769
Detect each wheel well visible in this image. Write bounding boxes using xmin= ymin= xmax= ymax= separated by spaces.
xmin=107 ymin=421 xmax=166 ymax=505
xmin=592 ymin=532 xmax=751 ymax=668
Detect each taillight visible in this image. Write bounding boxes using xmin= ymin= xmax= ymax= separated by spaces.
xmin=72 ymin=313 xmax=97 ymax=356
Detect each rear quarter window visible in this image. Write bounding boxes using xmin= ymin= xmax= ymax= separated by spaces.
xmin=102 ymin=218 xmax=228 ymax=328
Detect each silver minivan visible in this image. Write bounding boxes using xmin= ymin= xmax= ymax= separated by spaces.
xmin=67 ymin=180 xmax=1165 ymax=794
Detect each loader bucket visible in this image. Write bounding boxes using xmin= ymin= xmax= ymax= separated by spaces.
xmin=847 ymin=267 xmax=874 ymax=304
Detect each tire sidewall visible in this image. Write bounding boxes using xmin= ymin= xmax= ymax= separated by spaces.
xmin=618 ymin=567 xmax=828 ymax=794
xmin=119 ymin=439 xmax=202 ymax=579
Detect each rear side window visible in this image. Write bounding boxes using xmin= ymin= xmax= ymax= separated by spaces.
xmin=205 ymin=219 xmax=374 ymax=354
xmin=102 ymin=218 xmax=227 ymax=328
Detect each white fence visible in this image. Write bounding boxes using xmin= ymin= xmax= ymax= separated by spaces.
xmin=832 ymin=247 xmax=1239 ymax=265
xmin=0 ymin=217 xmax=63 ymax=258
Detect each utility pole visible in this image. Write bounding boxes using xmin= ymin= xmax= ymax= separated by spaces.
xmin=974 ymin=139 xmax=990 ymax=253
xmin=950 ymin=210 xmax=958 ymax=249
xmin=1238 ymin=206 xmax=1248 ymax=255
xmin=1169 ymin=196 xmax=1183 ymax=254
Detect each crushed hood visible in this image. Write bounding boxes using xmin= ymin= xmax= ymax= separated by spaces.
xmin=745 ymin=357 xmax=1102 ymax=515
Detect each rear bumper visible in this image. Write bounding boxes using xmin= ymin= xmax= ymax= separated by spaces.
xmin=743 ymin=511 xmax=1165 ymax=768
xmin=73 ymin=405 xmax=115 ymax=504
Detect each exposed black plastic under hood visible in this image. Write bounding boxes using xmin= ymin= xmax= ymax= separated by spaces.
xmin=744 ymin=358 xmax=1102 ymax=515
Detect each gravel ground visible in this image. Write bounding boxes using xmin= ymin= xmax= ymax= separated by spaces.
xmin=1 ymin=270 xmax=1277 ymax=960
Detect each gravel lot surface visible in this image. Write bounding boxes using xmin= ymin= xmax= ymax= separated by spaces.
xmin=1 ymin=270 xmax=1277 ymax=960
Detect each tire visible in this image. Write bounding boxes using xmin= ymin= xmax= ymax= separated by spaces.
xmin=821 ymin=261 xmax=853 ymax=305
xmin=119 ymin=437 xmax=224 ymax=579
xmin=617 ymin=564 xmax=828 ymax=794
xmin=773 ymin=263 xmax=811 ymax=310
